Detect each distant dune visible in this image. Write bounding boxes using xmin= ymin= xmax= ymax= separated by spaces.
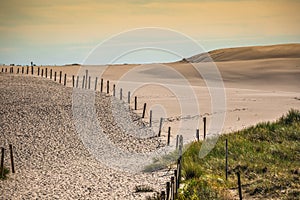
xmin=186 ymin=43 xmax=300 ymax=62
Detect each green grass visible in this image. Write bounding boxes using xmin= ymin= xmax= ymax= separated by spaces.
xmin=0 ymin=167 xmax=10 ymax=180
xmin=176 ymin=109 xmax=300 ymax=199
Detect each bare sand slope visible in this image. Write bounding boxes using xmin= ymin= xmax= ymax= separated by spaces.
xmin=186 ymin=43 xmax=300 ymax=62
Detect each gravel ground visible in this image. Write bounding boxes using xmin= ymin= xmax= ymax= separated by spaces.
xmin=0 ymin=74 xmax=173 ymax=199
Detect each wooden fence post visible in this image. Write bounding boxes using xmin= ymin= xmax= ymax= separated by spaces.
xmin=134 ymin=96 xmax=137 ymax=110
xmin=9 ymin=144 xmax=15 ymax=173
xmin=17 ymin=68 xmax=19 ymax=74
xmin=142 ymin=103 xmax=147 ymax=118
xmin=107 ymin=80 xmax=109 ymax=94
xmin=149 ymin=110 xmax=152 ymax=127
xmin=1 ymin=147 xmax=4 ymax=177
xmin=100 ymin=78 xmax=103 ymax=92
xmin=54 ymin=71 xmax=57 ymax=81
xmin=113 ymin=84 xmax=115 ymax=96
xmin=85 ymin=70 xmax=88 ymax=89
xmin=161 ymin=191 xmax=165 ymax=200
xmin=120 ymin=88 xmax=123 ymax=100
xmin=176 ymin=135 xmax=179 ymax=150
xmin=88 ymin=76 xmax=91 ymax=89
xmin=171 ymin=176 xmax=175 ymax=200
xmin=177 ymin=156 xmax=182 ymax=192
xmin=22 ymin=67 xmax=24 ymax=74
xmin=64 ymin=74 xmax=67 ymax=86
xmin=31 ymin=66 xmax=34 ymax=75
xmin=38 ymin=67 xmax=40 ymax=75
xmin=174 ymin=170 xmax=178 ymax=196
xmin=26 ymin=66 xmax=29 ymax=74
xmin=76 ymin=76 xmax=79 ymax=88
xmin=72 ymin=75 xmax=75 ymax=87
xmin=50 ymin=69 xmax=52 ymax=79
xmin=94 ymin=77 xmax=98 ymax=90
xmin=45 ymin=68 xmax=47 ymax=78
xmin=225 ymin=139 xmax=228 ymax=181
xmin=41 ymin=68 xmax=44 ymax=77
xmin=237 ymin=172 xmax=243 ymax=200
xmin=166 ymin=182 xmax=170 ymax=200
xmin=196 ymin=129 xmax=199 ymax=142
xmin=82 ymin=75 xmax=85 ymax=88
xmin=203 ymin=117 xmax=207 ymax=139
xmin=158 ymin=117 xmax=163 ymax=137
xmin=59 ymin=71 xmax=62 ymax=83
xmin=167 ymin=127 xmax=171 ymax=145
xmin=128 ymin=91 xmax=131 ymax=104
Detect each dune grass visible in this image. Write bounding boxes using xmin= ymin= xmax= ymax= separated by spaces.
xmin=0 ymin=167 xmax=10 ymax=180
xmin=177 ymin=109 xmax=300 ymax=199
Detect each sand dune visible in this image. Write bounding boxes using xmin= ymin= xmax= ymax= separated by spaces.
xmin=186 ymin=43 xmax=300 ymax=62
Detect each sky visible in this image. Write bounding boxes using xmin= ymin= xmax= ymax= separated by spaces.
xmin=0 ymin=0 xmax=299 ymax=65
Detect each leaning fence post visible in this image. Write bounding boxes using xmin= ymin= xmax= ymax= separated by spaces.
xmin=94 ymin=77 xmax=98 ymax=90
xmin=158 ymin=117 xmax=163 ymax=137
xmin=9 ymin=144 xmax=15 ymax=173
xmin=237 ymin=172 xmax=243 ymax=200
xmin=142 ymin=103 xmax=147 ymax=118
xmin=203 ymin=117 xmax=207 ymax=139
xmin=149 ymin=110 xmax=152 ymax=127
xmin=1 ymin=147 xmax=4 ymax=178
xmin=167 ymin=127 xmax=171 ymax=145
xmin=85 ymin=70 xmax=88 ymax=89
xmin=225 ymin=139 xmax=228 ymax=181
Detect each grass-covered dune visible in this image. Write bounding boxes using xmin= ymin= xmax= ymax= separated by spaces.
xmin=177 ymin=109 xmax=300 ymax=199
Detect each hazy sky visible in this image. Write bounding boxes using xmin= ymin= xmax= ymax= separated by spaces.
xmin=0 ymin=0 xmax=299 ymax=65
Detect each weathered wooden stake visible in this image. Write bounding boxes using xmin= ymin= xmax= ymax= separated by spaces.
xmin=41 ymin=69 xmax=44 ymax=77
xmin=85 ymin=70 xmax=88 ymax=89
xmin=196 ymin=129 xmax=200 ymax=142
xmin=88 ymin=76 xmax=91 ymax=89
xmin=9 ymin=144 xmax=15 ymax=173
xmin=22 ymin=67 xmax=24 ymax=74
xmin=142 ymin=103 xmax=147 ymax=118
xmin=64 ymin=74 xmax=67 ymax=86
xmin=176 ymin=135 xmax=179 ymax=150
xmin=113 ymin=84 xmax=115 ymax=96
xmin=59 ymin=71 xmax=62 ymax=83
xmin=26 ymin=66 xmax=29 ymax=74
xmin=158 ymin=117 xmax=163 ymax=137
xmin=45 ymin=68 xmax=47 ymax=78
xmin=203 ymin=117 xmax=207 ymax=139
xmin=50 ymin=69 xmax=52 ymax=79
xmin=134 ymin=96 xmax=137 ymax=110
xmin=128 ymin=91 xmax=131 ymax=104
xmin=1 ymin=148 xmax=4 ymax=177
xmin=166 ymin=182 xmax=170 ymax=200
xmin=167 ymin=127 xmax=171 ymax=145
xmin=100 ymin=78 xmax=103 ymax=92
xmin=82 ymin=75 xmax=85 ymax=88
xmin=72 ymin=75 xmax=75 ymax=87
xmin=171 ymin=176 xmax=175 ymax=200
xmin=54 ymin=71 xmax=57 ymax=81
xmin=177 ymin=156 xmax=182 ymax=191
xmin=31 ymin=66 xmax=34 ymax=75
xmin=94 ymin=77 xmax=98 ymax=90
xmin=107 ymin=80 xmax=109 ymax=94
xmin=225 ymin=139 xmax=228 ymax=181
xmin=120 ymin=88 xmax=123 ymax=100
xmin=149 ymin=110 xmax=152 ymax=127
xmin=76 ymin=76 xmax=79 ymax=88
xmin=17 ymin=68 xmax=19 ymax=74
xmin=38 ymin=67 xmax=40 ymax=75
xmin=174 ymin=169 xmax=178 ymax=196
xmin=237 ymin=172 xmax=243 ymax=200
xmin=161 ymin=191 xmax=165 ymax=200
